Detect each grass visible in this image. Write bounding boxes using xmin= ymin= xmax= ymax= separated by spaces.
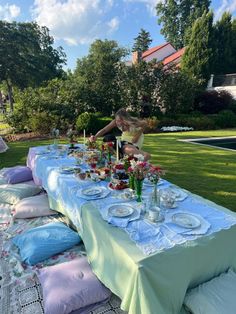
xmin=1 ymin=129 xmax=236 ymax=212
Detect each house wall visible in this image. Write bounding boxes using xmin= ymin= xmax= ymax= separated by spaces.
xmin=143 ymin=44 xmax=176 ymax=62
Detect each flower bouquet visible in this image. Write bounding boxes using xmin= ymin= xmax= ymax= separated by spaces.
xmin=147 ymin=165 xmax=165 ymax=209
xmin=128 ymin=160 xmax=150 ymax=202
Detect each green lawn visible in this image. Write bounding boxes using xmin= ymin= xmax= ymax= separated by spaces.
xmin=1 ymin=129 xmax=236 ymax=212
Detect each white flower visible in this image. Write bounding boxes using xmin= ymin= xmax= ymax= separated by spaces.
xmin=134 ymin=154 xmax=145 ymax=161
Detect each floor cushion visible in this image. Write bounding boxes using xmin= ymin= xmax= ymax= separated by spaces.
xmin=14 ymin=194 xmax=56 ymax=219
xmin=184 ymin=268 xmax=236 ymax=314
xmin=12 ymin=222 xmax=81 ymax=265
xmin=0 ymin=177 xmax=7 ymax=185
xmin=3 ymin=166 xmax=33 ymax=184
xmin=0 ymin=183 xmax=42 ymax=204
xmin=37 ymin=257 xmax=111 ymax=314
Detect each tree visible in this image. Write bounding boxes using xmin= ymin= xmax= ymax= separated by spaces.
xmin=213 ymin=13 xmax=236 ymax=74
xmin=182 ymin=11 xmax=214 ymax=86
xmin=0 ymin=21 xmax=66 ymax=111
xmin=132 ymin=28 xmax=152 ymax=52
xmin=116 ymin=60 xmax=164 ymax=115
xmin=156 ymin=0 xmax=211 ymax=49
xmin=74 ymin=39 xmax=127 ymax=115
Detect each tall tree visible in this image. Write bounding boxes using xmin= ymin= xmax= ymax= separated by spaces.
xmin=0 ymin=21 xmax=66 ymax=111
xmin=156 ymin=0 xmax=211 ymax=49
xmin=74 ymin=39 xmax=127 ymax=114
xmin=182 ymin=11 xmax=214 ymax=86
xmin=213 ymin=12 xmax=236 ymax=74
xmin=132 ymin=28 xmax=153 ymax=52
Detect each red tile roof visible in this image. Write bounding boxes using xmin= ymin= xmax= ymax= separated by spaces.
xmin=142 ymin=43 xmax=172 ymax=59
xmin=162 ymin=47 xmax=185 ymax=66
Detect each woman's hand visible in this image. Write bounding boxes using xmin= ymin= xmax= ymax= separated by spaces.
xmin=89 ymin=135 xmax=97 ymax=142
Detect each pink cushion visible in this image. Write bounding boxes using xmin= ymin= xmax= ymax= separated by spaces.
xmin=3 ymin=166 xmax=33 ymax=184
xmin=37 ymin=257 xmax=111 ymax=314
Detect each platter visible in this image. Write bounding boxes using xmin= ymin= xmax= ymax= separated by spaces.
xmin=172 ymin=213 xmax=201 ymax=229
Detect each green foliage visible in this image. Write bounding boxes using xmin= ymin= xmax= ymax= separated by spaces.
xmin=132 ymin=28 xmax=152 ymax=52
xmin=156 ymin=0 xmax=210 ymax=49
xmin=145 ymin=117 xmax=159 ymax=132
xmin=76 ymin=112 xmax=97 ymax=134
xmin=116 ymin=60 xmax=165 ymax=115
xmin=29 ymin=112 xmax=59 ymax=134
xmin=74 ymin=39 xmax=128 ymax=115
xmin=182 ymin=11 xmax=214 ymax=85
xmin=0 ymin=20 xmax=66 ymax=111
xmin=158 ymin=70 xmax=200 ymax=114
xmin=213 ymin=13 xmax=236 ymax=75
xmin=194 ymin=90 xmax=234 ymax=114
xmin=158 ymin=114 xmax=216 ymax=130
xmin=214 ymin=110 xmax=236 ymax=128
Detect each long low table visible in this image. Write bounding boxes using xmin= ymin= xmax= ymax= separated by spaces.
xmin=27 ymin=146 xmax=236 ymax=314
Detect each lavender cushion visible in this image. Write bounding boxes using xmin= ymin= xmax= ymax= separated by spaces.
xmin=37 ymin=257 xmax=111 ymax=314
xmin=3 ymin=166 xmax=33 ymax=184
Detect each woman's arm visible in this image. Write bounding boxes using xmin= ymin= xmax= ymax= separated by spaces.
xmin=94 ymin=119 xmax=116 ymax=139
xmin=132 ymin=129 xmax=143 ymax=144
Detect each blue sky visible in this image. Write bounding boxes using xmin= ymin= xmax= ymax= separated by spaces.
xmin=0 ymin=0 xmax=236 ymax=70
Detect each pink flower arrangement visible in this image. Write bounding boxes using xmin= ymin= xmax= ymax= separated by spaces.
xmin=147 ymin=165 xmax=165 ymax=184
xmin=128 ymin=160 xmax=150 ymax=180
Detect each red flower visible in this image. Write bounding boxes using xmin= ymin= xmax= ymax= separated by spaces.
xmin=107 ymin=142 xmax=114 ymax=147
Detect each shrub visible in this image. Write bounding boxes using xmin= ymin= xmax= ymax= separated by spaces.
xmin=29 ymin=112 xmax=59 ymax=134
xmin=194 ymin=90 xmax=234 ymax=114
xmin=214 ymin=110 xmax=236 ymax=128
xmin=76 ymin=112 xmax=97 ymax=134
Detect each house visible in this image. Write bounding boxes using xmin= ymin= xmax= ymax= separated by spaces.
xmin=131 ymin=43 xmax=185 ymax=68
xmin=207 ymin=73 xmax=236 ymax=99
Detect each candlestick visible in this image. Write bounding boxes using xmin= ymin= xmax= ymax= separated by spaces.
xmin=116 ymin=137 xmax=119 ymax=162
xmin=83 ymin=129 xmax=86 ymax=145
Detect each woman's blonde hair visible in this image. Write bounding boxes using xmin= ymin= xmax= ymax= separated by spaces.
xmin=115 ymin=108 xmax=145 ymax=128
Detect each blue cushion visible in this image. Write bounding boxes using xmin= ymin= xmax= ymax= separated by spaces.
xmin=12 ymin=222 xmax=81 ymax=265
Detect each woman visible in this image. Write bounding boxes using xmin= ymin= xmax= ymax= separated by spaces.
xmin=90 ymin=108 xmax=151 ymax=161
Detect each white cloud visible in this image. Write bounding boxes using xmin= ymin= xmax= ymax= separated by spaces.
xmin=107 ymin=17 xmax=120 ymax=33
xmin=0 ymin=4 xmax=21 ymax=21
xmin=215 ymin=0 xmax=236 ymax=20
xmin=123 ymin=0 xmax=159 ymax=16
xmin=32 ymin=0 xmax=119 ymax=46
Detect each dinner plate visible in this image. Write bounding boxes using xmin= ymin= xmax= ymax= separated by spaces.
xmin=59 ymin=166 xmax=75 ymax=174
xmin=172 ymin=213 xmax=201 ymax=229
xmin=35 ymin=150 xmax=50 ymax=155
xmin=108 ymin=204 xmax=134 ymax=218
xmin=81 ymin=186 xmax=103 ymax=197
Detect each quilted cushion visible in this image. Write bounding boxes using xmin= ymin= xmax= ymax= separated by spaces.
xmin=12 ymin=222 xmax=81 ymax=265
xmin=37 ymin=257 xmax=111 ymax=314
xmin=14 ymin=194 xmax=56 ymax=218
xmin=184 ymin=268 xmax=236 ymax=314
xmin=0 ymin=183 xmax=41 ymax=204
xmin=3 ymin=166 xmax=33 ymax=184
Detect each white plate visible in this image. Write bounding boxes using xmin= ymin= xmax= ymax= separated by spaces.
xmin=172 ymin=213 xmax=201 ymax=229
xmin=35 ymin=150 xmax=50 ymax=155
xmin=59 ymin=167 xmax=75 ymax=174
xmin=81 ymin=186 xmax=103 ymax=197
xmin=168 ymin=186 xmax=188 ymax=201
xmin=143 ymin=178 xmax=163 ymax=187
xmin=108 ymin=204 xmax=134 ymax=218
